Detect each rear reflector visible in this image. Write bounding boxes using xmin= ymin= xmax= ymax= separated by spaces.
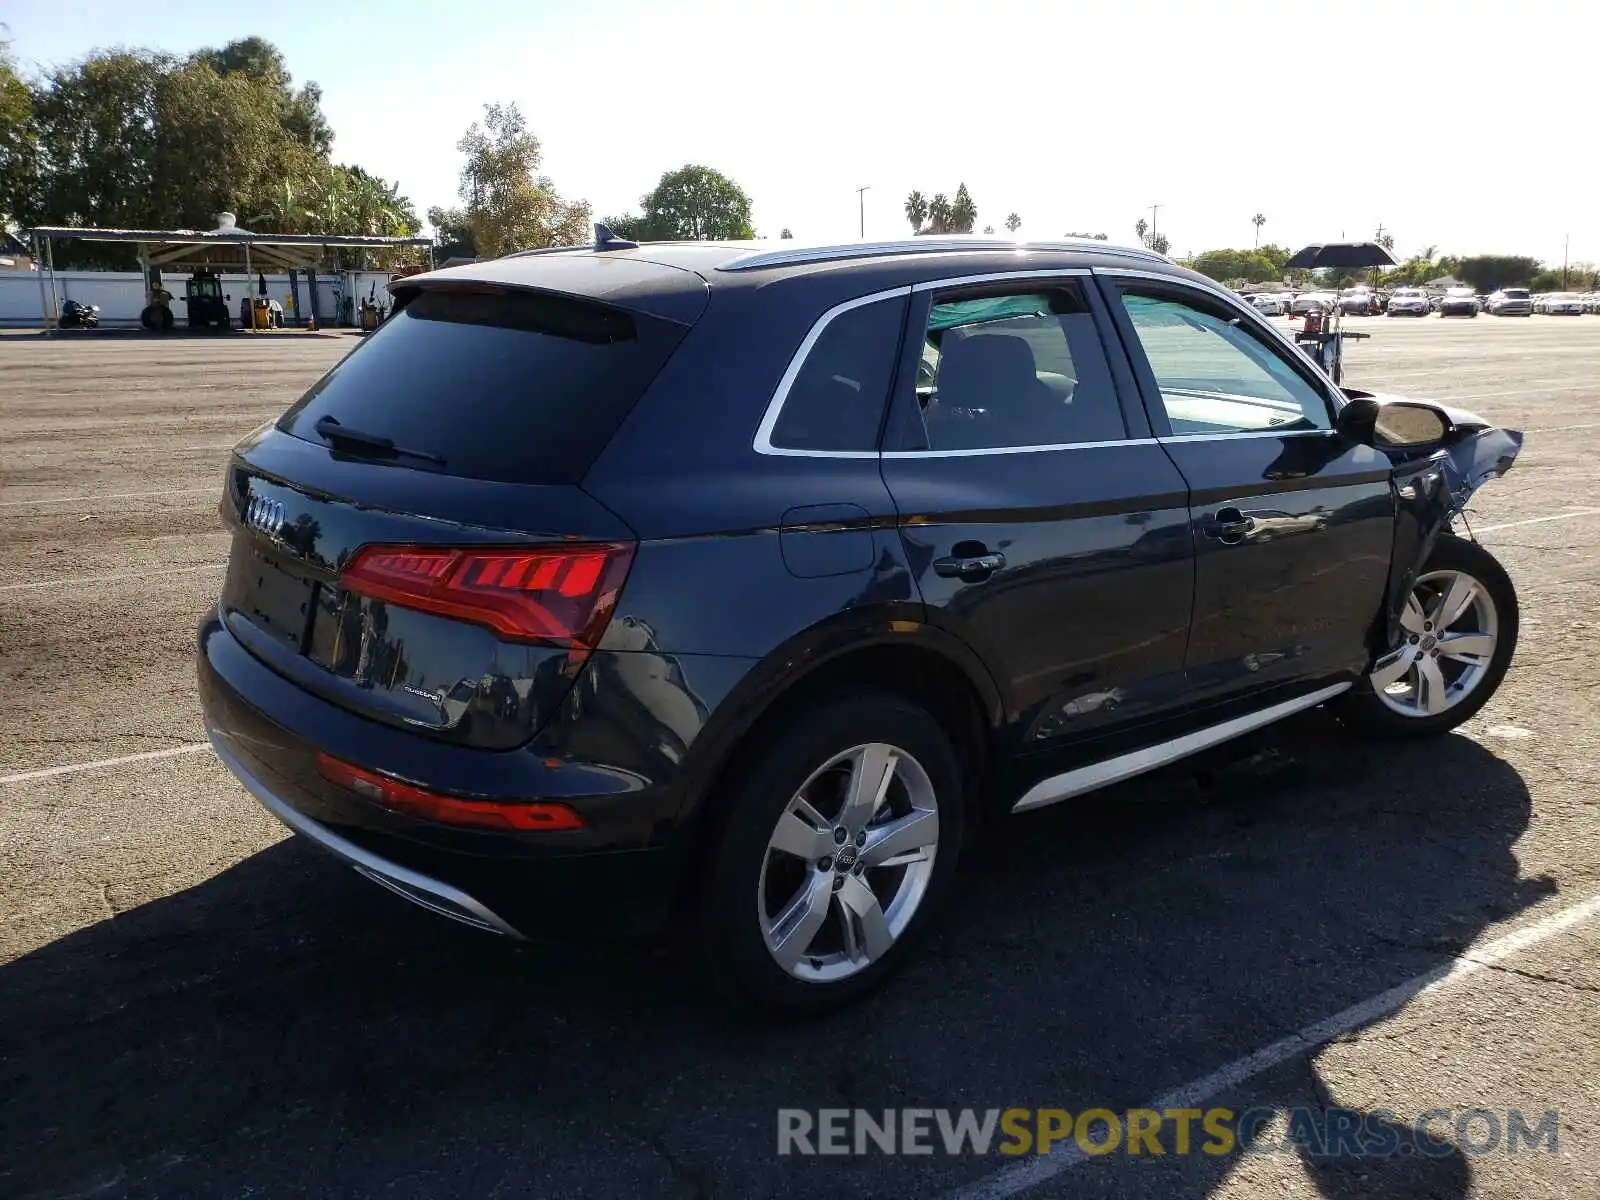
xmin=340 ymin=542 xmax=634 ymax=647
xmin=316 ymin=753 xmax=584 ymax=832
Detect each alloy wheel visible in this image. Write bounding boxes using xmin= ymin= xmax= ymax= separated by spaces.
xmin=1371 ymin=568 xmax=1500 ymax=718
xmin=757 ymin=743 xmax=940 ymax=983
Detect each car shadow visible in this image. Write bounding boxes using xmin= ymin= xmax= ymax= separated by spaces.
xmin=0 ymin=714 xmax=1546 ymax=1200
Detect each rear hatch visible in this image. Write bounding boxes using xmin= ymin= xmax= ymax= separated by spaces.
xmin=218 ymin=274 xmax=702 ymax=750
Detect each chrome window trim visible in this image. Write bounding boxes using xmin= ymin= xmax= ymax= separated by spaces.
xmin=1012 ymin=682 xmax=1352 ymax=812
xmin=882 ymin=438 xmax=1159 ymax=459
xmin=718 ymin=238 xmax=1166 ymax=274
xmin=1094 ymin=266 xmax=1347 ymax=413
xmin=1160 ymin=428 xmax=1334 ymax=444
xmin=909 ymin=266 xmax=1092 ymax=291
xmin=755 ymin=268 xmax=1119 ymax=460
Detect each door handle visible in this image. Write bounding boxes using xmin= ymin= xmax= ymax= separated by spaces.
xmin=1202 ymin=506 xmax=1256 ymax=543
xmin=933 ymin=551 xmax=1006 ymax=581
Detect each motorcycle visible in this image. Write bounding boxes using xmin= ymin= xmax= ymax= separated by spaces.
xmin=59 ymin=299 xmax=101 ymax=329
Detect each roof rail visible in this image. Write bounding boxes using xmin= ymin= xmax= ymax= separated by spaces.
xmin=714 ymin=236 xmax=1169 ymax=273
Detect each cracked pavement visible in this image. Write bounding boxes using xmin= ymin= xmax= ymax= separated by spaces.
xmin=2 ymin=317 xmax=1599 ymax=1198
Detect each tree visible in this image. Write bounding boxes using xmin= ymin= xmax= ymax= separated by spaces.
xmin=454 ymin=101 xmax=590 ymax=258
xmin=949 ymin=183 xmax=977 ymax=233
xmin=1148 ymin=232 xmax=1170 ymax=256
xmin=0 ymin=32 xmax=36 ymax=228
xmin=1005 ymin=212 xmax=1021 ymax=234
xmin=982 ymin=225 xmax=994 ymax=234
xmin=903 ymin=190 xmax=927 ymax=235
xmin=926 ymin=193 xmax=951 ymax=235
xmin=1252 ymin=212 xmax=1265 ymax=247
xmin=1190 ymin=248 xmax=1280 ymax=284
xmin=1454 ymin=255 xmax=1542 ymax=292
xmin=194 ymin=36 xmax=331 ymax=157
xmin=779 ymin=227 xmax=793 ymax=239
xmin=427 ymin=205 xmax=476 ymax=260
xmin=1134 ymin=217 xmax=1148 ymax=245
xmin=1064 ymin=231 xmax=1108 ymax=240
xmin=635 ymin=164 xmax=753 ymax=240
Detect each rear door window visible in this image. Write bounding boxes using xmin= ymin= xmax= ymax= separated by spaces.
xmin=916 ymin=285 xmax=1127 ymax=451
xmin=279 ymin=287 xmax=691 ymax=484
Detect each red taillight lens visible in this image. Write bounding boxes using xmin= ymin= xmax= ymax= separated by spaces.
xmin=340 ymin=542 xmax=634 ymax=648
xmin=316 ymin=752 xmax=584 ymax=832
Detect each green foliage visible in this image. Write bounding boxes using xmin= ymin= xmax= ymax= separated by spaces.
xmin=949 ymin=183 xmax=977 ymax=233
xmin=454 ymin=101 xmax=590 ymax=257
xmin=1147 ymin=232 xmax=1170 ymax=256
xmin=13 ymin=37 xmax=417 ymax=267
xmin=926 ymin=193 xmax=951 ymax=234
xmin=427 ymin=205 xmax=476 ymax=260
xmin=779 ymin=227 xmax=793 ymax=239
xmin=193 ymin=36 xmax=331 ymax=157
xmin=903 ymin=190 xmax=927 ymax=234
xmin=1189 ymin=248 xmax=1282 ymax=283
xmin=0 ymin=34 xmax=37 ymax=227
xmin=1454 ymin=255 xmax=1542 ymax=292
xmin=1064 ymin=231 xmax=1108 ymax=240
xmin=1005 ymin=211 xmax=1020 ymax=234
xmin=638 ymin=164 xmax=754 ymax=240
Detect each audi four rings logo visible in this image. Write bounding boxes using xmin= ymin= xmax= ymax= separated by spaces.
xmin=246 ymin=494 xmax=286 ymax=537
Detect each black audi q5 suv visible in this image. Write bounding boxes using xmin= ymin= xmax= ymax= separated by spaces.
xmin=199 ymin=231 xmax=1523 ymax=1011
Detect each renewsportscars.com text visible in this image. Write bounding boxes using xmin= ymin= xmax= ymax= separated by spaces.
xmin=777 ymin=1107 xmax=1559 ymax=1159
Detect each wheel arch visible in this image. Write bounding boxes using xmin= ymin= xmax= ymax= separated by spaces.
xmin=665 ymin=619 xmax=1006 ymax=911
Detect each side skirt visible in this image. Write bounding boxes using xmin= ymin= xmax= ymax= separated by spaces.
xmin=1011 ymin=682 xmax=1351 ymax=813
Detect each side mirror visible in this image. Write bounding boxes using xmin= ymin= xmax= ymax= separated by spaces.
xmin=1337 ymin=397 xmax=1452 ymax=450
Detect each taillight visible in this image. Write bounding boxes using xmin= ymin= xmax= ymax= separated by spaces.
xmin=340 ymin=543 xmax=634 ymax=647
xmin=316 ymin=752 xmax=584 ymax=831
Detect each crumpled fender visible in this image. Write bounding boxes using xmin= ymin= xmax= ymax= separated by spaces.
xmin=1354 ymin=394 xmax=1523 ymax=648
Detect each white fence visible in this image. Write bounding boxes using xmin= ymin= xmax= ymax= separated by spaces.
xmin=0 ymin=269 xmax=397 ymax=327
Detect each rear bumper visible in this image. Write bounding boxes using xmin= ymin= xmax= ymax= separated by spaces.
xmin=197 ymin=611 xmax=733 ymax=937
xmin=211 ymin=730 xmax=526 ymax=937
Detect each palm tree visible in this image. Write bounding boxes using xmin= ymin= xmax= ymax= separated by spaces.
xmin=1252 ymin=212 xmax=1266 ymax=247
xmin=1135 ymin=217 xmax=1148 ymax=246
xmin=927 ymin=193 xmax=951 ymax=235
xmin=1005 ymin=212 xmax=1021 ymax=234
xmin=903 ymin=190 xmax=928 ymax=235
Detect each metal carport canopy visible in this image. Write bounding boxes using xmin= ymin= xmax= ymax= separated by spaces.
xmin=27 ymin=217 xmax=435 ymax=328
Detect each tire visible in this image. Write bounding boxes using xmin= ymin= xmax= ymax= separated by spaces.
xmin=1334 ymin=534 xmax=1517 ymax=739
xmin=698 ymin=692 xmax=965 ymax=1013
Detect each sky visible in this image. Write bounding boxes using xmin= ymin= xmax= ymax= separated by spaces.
xmin=5 ymin=0 xmax=1594 ymax=268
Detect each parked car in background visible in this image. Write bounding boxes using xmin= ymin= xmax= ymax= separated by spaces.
xmin=1583 ymin=293 xmax=1600 ymax=314
xmin=1542 ymin=292 xmax=1585 ymax=315
xmin=1487 ymin=288 xmax=1533 ymax=316
xmin=1386 ymin=287 xmax=1431 ymax=316
xmin=1250 ymin=293 xmax=1287 ymax=316
xmin=1292 ymin=291 xmax=1337 ymax=315
xmin=1338 ymin=286 xmax=1377 ymax=315
xmin=1439 ymin=287 xmax=1481 ymax=317
xmin=196 ymin=232 xmax=1526 ymax=1010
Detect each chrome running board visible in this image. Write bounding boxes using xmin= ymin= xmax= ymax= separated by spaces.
xmin=1012 ymin=682 xmax=1351 ymax=813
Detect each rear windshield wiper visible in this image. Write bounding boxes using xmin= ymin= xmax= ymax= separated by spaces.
xmin=313 ymin=415 xmax=446 ymax=467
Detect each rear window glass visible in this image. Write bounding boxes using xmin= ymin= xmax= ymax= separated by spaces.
xmin=278 ymin=287 xmax=690 ymax=484
xmin=770 ymin=295 xmax=906 ymax=452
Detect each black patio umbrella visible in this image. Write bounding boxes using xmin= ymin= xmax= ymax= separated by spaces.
xmin=1284 ymin=241 xmax=1397 ymax=270
xmin=257 ymin=270 xmax=268 ymax=295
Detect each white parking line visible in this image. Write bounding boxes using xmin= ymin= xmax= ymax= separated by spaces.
xmin=1474 ymin=508 xmax=1600 ymax=534
xmin=0 ymin=487 xmax=213 ymax=507
xmin=947 ymin=889 xmax=1600 ymax=1199
xmin=0 ymin=742 xmax=213 ymax=785
xmin=0 ymin=562 xmax=225 ymax=592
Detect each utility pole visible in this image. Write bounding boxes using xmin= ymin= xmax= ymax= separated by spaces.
xmin=1563 ymin=233 xmax=1569 ymax=289
xmin=1150 ymin=203 xmax=1163 ymax=241
xmin=856 ymin=186 xmax=870 ymax=239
